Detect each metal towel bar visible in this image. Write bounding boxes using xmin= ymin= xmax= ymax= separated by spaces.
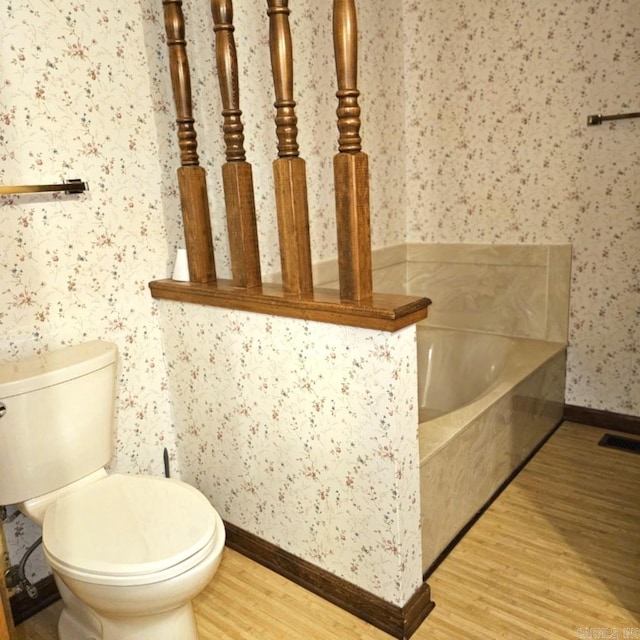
xmin=587 ymin=111 xmax=640 ymax=126
xmin=0 ymin=179 xmax=87 ymax=196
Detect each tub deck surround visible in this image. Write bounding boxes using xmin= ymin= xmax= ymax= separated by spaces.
xmin=404 ymin=243 xmax=572 ymax=342
xmin=417 ymin=326 xmax=567 ymax=573
xmin=309 ymin=242 xmax=572 ymax=338
xmin=417 ymin=327 xmax=567 ymax=456
xmin=149 ymin=279 xmax=430 ymax=332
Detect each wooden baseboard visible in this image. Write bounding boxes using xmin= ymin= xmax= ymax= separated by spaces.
xmin=9 ymin=575 xmax=59 ymax=626
xmin=564 ymin=405 xmax=640 ymax=436
xmin=224 ymin=521 xmax=434 ymax=639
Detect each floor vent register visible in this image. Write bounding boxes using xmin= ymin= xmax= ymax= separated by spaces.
xmin=598 ymin=433 xmax=640 ymax=455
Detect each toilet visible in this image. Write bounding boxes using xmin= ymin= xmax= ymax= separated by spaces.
xmin=0 ymin=341 xmax=225 ymax=640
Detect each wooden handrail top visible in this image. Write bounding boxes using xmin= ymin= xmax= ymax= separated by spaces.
xmin=149 ymin=279 xmax=430 ymax=332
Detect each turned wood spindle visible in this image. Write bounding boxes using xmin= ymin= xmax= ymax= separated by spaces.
xmin=212 ymin=0 xmax=245 ymax=163
xmin=267 ymin=0 xmax=299 ymax=159
xmin=267 ymin=0 xmax=313 ymax=295
xmin=211 ymin=0 xmax=262 ymax=288
xmin=162 ymin=0 xmax=216 ymax=283
xmin=163 ymin=0 xmax=199 ymax=167
xmin=333 ymin=0 xmax=372 ymax=301
xmin=334 ymin=0 xmax=361 ymax=154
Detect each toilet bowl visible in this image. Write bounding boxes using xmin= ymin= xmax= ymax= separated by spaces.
xmin=38 ymin=473 xmax=225 ymax=640
xmin=0 ymin=341 xmax=226 ymax=639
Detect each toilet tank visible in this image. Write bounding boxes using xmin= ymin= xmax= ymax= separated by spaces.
xmin=0 ymin=341 xmax=118 ymax=506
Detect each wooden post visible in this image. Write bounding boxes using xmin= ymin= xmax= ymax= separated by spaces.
xmin=162 ymin=0 xmax=217 ymax=284
xmin=267 ymin=0 xmax=313 ymax=295
xmin=333 ymin=0 xmax=373 ymax=301
xmin=211 ymin=0 xmax=262 ymax=289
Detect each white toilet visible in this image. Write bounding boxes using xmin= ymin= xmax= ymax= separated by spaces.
xmin=0 ymin=341 xmax=225 ymax=639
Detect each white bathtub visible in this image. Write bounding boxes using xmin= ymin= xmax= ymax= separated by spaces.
xmin=417 ymin=325 xmax=566 ymax=573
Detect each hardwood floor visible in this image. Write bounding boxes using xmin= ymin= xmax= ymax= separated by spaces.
xmin=15 ymin=422 xmax=640 ymax=639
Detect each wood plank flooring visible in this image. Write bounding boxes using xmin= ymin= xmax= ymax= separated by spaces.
xmin=15 ymin=422 xmax=640 ymax=639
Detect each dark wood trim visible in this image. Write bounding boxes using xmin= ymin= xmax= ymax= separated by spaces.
xmin=150 ymin=279 xmax=430 ymax=332
xmin=9 ymin=575 xmax=59 ymax=626
xmin=564 ymin=405 xmax=640 ymax=437
xmin=224 ymin=521 xmax=434 ymax=639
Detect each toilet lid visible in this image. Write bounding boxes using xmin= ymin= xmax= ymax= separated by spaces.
xmin=42 ymin=474 xmax=218 ymax=579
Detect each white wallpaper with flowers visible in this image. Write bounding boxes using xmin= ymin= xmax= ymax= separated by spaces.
xmin=403 ymin=0 xmax=639 ymax=415
xmin=0 ymin=0 xmax=637 ymax=602
xmin=0 ymin=0 xmax=418 ymax=601
xmin=157 ymin=303 xmax=422 ymax=605
xmin=1 ymin=0 xmax=179 ymax=582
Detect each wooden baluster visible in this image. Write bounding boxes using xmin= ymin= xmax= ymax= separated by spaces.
xmin=162 ymin=0 xmax=216 ymax=284
xmin=211 ymin=0 xmax=262 ymax=289
xmin=267 ymin=0 xmax=313 ymax=295
xmin=333 ymin=0 xmax=372 ymax=301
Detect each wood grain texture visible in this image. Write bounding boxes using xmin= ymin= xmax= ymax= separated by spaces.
xmin=212 ymin=0 xmax=261 ymax=289
xmin=161 ymin=0 xmax=199 ymax=168
xmin=149 ymin=278 xmax=430 ymax=332
xmin=333 ymin=0 xmax=361 ymax=154
xmin=334 ymin=153 xmax=372 ymax=301
xmin=424 ymin=422 xmax=640 ymax=640
xmin=333 ymin=0 xmax=373 ymax=302
xmin=224 ymin=522 xmax=433 ymax=639
xmin=267 ymin=0 xmax=313 ymax=295
xmin=15 ymin=423 xmax=640 ymax=639
xmin=176 ymin=167 xmax=216 ymax=283
xmin=272 ymin=158 xmax=313 ymax=294
xmin=162 ymin=0 xmax=216 ymax=284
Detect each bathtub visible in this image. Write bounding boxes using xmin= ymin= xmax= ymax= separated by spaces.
xmin=417 ymin=324 xmax=566 ymax=574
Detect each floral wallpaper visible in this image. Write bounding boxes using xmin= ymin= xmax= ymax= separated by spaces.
xmin=0 ymin=0 xmax=178 ymax=582
xmin=0 ymin=0 xmax=417 ymax=600
xmin=403 ymin=0 xmax=639 ymax=415
xmin=0 ymin=0 xmax=637 ymax=604
xmin=157 ymin=303 xmax=422 ymax=606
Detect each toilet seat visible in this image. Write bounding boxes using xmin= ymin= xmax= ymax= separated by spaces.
xmin=43 ymin=474 xmax=220 ymax=587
